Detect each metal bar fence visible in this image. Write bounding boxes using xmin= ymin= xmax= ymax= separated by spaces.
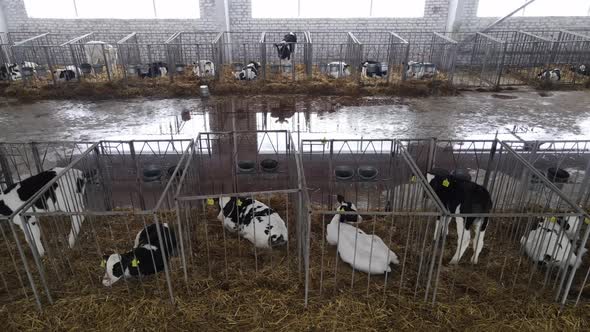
xmin=352 ymin=31 xmax=409 ymax=84
xmin=300 ymin=138 xmax=447 ymax=302
xmin=116 ymin=32 xmax=179 ymax=82
xmin=307 ymin=31 xmax=362 ymax=80
xmin=157 ymin=130 xmax=308 ymax=304
xmin=68 ymin=32 xmax=132 ymax=82
xmin=12 ymin=33 xmax=84 ymax=85
xmin=212 ymin=31 xmax=265 ymax=82
xmin=165 ymin=32 xmax=218 ymax=81
xmin=1 ymin=139 xmax=191 ymax=309
xmin=400 ymin=138 xmax=589 ymax=306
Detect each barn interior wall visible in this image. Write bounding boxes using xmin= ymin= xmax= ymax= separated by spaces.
xmin=1 ymin=0 xmax=590 ymax=40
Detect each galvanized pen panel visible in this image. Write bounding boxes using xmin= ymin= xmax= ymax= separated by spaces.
xmin=213 ymin=31 xmax=265 ymax=82
xmin=404 ymin=138 xmax=589 ymax=306
xmin=260 ymin=31 xmax=310 ymax=81
xmin=307 ymin=31 xmax=361 ymax=80
xmin=117 ymin=32 xmax=179 ymax=81
xmin=165 ymin=32 xmax=218 ymax=81
xmin=162 ymin=131 xmax=308 ymax=304
xmin=300 ymin=138 xmax=446 ymax=302
xmin=448 ymin=32 xmax=505 ymax=88
xmin=353 ymin=31 xmax=409 ymax=83
xmin=68 ymin=32 xmax=131 ymax=81
xmin=12 ymin=33 xmax=82 ymax=84
xmin=397 ymin=31 xmax=457 ymax=83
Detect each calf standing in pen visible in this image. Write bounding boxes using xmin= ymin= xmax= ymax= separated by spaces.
xmin=427 ymin=169 xmax=493 ymax=264
xmin=216 ymin=196 xmax=288 ymax=248
xmin=102 ymin=223 xmax=178 ymax=287
xmin=0 ymin=167 xmax=94 ymax=257
xmin=520 ymin=216 xmax=587 ymax=270
xmin=275 ymin=32 xmax=297 ymax=61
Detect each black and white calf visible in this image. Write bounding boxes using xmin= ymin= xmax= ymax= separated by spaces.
xmin=0 ymin=167 xmax=94 ymax=257
xmin=427 ymin=169 xmax=493 ymax=264
xmin=0 ymin=64 xmax=21 ymax=81
xmin=361 ymin=61 xmax=387 ymax=78
xmin=538 ymin=68 xmax=561 ymax=81
xmin=327 ymin=61 xmax=351 ymax=79
xmin=217 ymin=196 xmax=288 ymax=248
xmin=274 ymin=32 xmax=297 ymax=61
xmin=139 ymin=62 xmax=168 ymax=78
xmin=102 ymin=223 xmax=178 ymax=287
xmin=54 ymin=66 xmax=78 ymax=81
xmin=406 ymin=61 xmax=437 ymax=80
xmin=571 ymin=64 xmax=589 ymax=76
xmin=192 ymin=60 xmax=215 ymax=77
xmin=520 ymin=216 xmax=586 ymax=270
xmin=234 ymin=61 xmax=261 ymax=81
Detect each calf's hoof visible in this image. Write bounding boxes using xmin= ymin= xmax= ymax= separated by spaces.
xmin=470 ymin=256 xmax=479 ymax=265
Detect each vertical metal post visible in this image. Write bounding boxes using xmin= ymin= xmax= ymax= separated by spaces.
xmin=482 ymin=138 xmax=498 ymax=188
xmin=31 ymin=142 xmax=43 ymax=174
xmin=0 ymin=144 xmax=14 ymax=187
xmin=152 ymin=213 xmax=176 ymax=305
xmin=101 ymin=43 xmax=112 ymax=81
xmin=43 ymin=46 xmax=57 ymax=85
xmin=129 ymin=142 xmax=146 ymax=210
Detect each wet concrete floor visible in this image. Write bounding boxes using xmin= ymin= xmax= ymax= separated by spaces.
xmin=0 ymin=90 xmax=589 ymax=142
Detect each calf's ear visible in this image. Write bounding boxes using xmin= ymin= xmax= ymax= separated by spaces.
xmin=425 ymin=172 xmax=435 ymax=183
xmin=337 ymin=194 xmax=345 ymax=204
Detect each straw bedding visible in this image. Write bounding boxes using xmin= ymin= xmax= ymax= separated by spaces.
xmin=1 ymin=195 xmax=590 ymax=330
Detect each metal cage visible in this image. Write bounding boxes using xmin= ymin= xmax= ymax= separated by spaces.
xmin=154 ymin=130 xmax=309 ymax=304
xmin=116 ymin=32 xmax=179 ymax=81
xmin=449 ymin=32 xmax=506 ymax=88
xmin=213 ymin=31 xmax=265 ymax=82
xmin=402 ymin=138 xmax=589 ymax=306
xmin=2 ymin=140 xmax=192 ymax=309
xmin=260 ymin=31 xmax=311 ymax=81
xmin=300 ymin=138 xmax=446 ymax=302
xmin=353 ymin=31 xmax=409 ymax=83
xmin=165 ymin=32 xmax=219 ymax=80
xmin=307 ymin=31 xmax=362 ymax=80
xmin=12 ymin=33 xmax=82 ymax=84
xmin=397 ymin=31 xmax=458 ymax=83
xmin=68 ymin=32 xmax=131 ymax=82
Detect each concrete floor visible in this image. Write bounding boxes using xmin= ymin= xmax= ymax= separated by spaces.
xmin=0 ymin=90 xmax=589 ymax=142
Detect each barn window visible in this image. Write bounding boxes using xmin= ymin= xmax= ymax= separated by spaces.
xmin=24 ymin=0 xmax=200 ymax=19
xmin=477 ymin=0 xmax=590 ymax=17
xmin=251 ymin=0 xmax=426 ymax=18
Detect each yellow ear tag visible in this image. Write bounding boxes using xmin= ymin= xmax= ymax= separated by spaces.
xmin=100 ymin=259 xmax=106 ymax=268
xmin=131 ymin=258 xmax=139 ymax=268
xmin=206 ymin=198 xmax=214 ymax=206
xmin=442 ymin=179 xmax=450 ymax=188
xmin=410 ymin=175 xmax=417 ymax=183
xmin=550 ymin=216 xmax=557 ymax=223
xmin=236 ymin=199 xmax=243 ymax=207
xmin=338 ymin=206 xmax=344 ymax=211
xmin=585 ymin=218 xmax=590 ymax=225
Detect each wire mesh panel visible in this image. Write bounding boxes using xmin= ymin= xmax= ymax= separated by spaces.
xmin=300 ymin=139 xmax=446 ymax=303
xmin=403 ymin=138 xmax=588 ymax=306
xmin=159 ymin=130 xmax=308 ymax=304
xmin=12 ymin=33 xmax=83 ymax=85
xmin=165 ymin=32 xmax=218 ymax=81
xmin=396 ymin=32 xmax=457 ymax=83
xmin=353 ymin=31 xmax=409 ymax=84
xmin=69 ymin=32 xmax=131 ymax=82
xmin=307 ymin=31 xmax=362 ymax=80
xmin=527 ymin=30 xmax=590 ymax=86
xmin=485 ymin=31 xmax=554 ymax=86
xmin=213 ymin=31 xmax=264 ymax=82
xmin=448 ymin=32 xmax=505 ymax=88
xmin=6 ymin=139 xmax=193 ymax=309
xmin=0 ymin=142 xmax=96 ymax=310
xmin=261 ymin=31 xmax=310 ymax=81
xmin=0 ymin=33 xmax=15 ymax=82
xmin=116 ymin=32 xmax=179 ymax=81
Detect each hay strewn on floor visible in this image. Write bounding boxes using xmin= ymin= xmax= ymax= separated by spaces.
xmin=2 ymin=194 xmax=590 ymax=330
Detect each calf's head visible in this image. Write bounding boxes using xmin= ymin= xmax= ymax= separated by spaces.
xmin=101 ymin=253 xmax=126 ymax=287
xmin=336 ymin=194 xmax=362 ymax=223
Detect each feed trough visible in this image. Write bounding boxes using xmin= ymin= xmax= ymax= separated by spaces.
xmin=547 ymin=167 xmax=569 ymax=184
xmin=451 ymin=168 xmax=471 ymax=181
xmin=260 ymin=158 xmax=279 ymax=173
xmin=142 ymin=165 xmax=162 ymax=182
xmin=357 ymin=165 xmax=378 ymax=180
xmin=167 ymin=165 xmax=183 ymax=178
xmin=237 ymin=160 xmax=256 ymax=173
xmin=92 ymin=64 xmax=104 ymax=74
xmin=80 ymin=63 xmax=92 ymax=74
xmin=175 ymin=64 xmax=185 ymax=73
xmin=334 ymin=165 xmax=354 ymax=180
